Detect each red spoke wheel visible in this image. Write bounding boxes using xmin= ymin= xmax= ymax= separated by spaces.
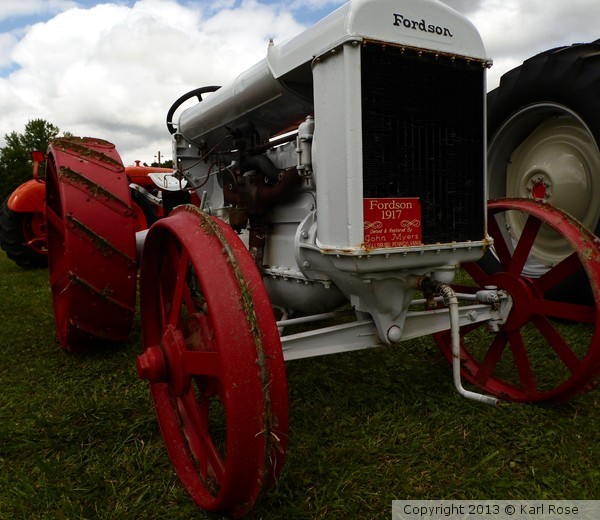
xmin=137 ymin=205 xmax=288 ymax=517
xmin=45 ymin=137 xmax=137 ymax=351
xmin=435 ymin=198 xmax=600 ymax=403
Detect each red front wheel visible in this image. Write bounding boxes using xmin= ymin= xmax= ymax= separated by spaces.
xmin=137 ymin=205 xmax=288 ymax=517
xmin=435 ymin=198 xmax=600 ymax=403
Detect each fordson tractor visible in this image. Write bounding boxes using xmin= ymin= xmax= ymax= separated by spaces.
xmin=38 ymin=0 xmax=600 ymax=516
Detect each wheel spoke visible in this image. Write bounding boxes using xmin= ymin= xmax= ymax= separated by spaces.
xmin=533 ymin=315 xmax=582 ymax=374
xmin=463 ymin=261 xmax=491 ymax=287
xmin=158 ymin=276 xmax=170 ymax=330
xmin=158 ymin=240 xmax=181 ymax=328
xmin=535 ymin=298 xmax=595 ymax=323
xmin=474 ymin=333 xmax=509 ymax=385
xmin=185 ymin=313 xmax=215 ymax=352
xmin=182 ymin=279 xmax=197 ymax=317
xmin=168 ymin=247 xmax=191 ymax=326
xmin=197 ymin=392 xmax=210 ymax=478
xmin=179 ymin=391 xmax=226 ymax=482
xmin=508 ymin=214 xmax=541 ymax=275
xmin=507 ymin=330 xmax=537 ymax=393
xmin=488 ymin=213 xmax=512 ymax=267
xmin=535 ymin=252 xmax=582 ymax=293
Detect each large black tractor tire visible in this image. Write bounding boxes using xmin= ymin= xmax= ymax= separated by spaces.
xmin=0 ymin=197 xmax=48 ymax=269
xmin=486 ymin=40 xmax=600 ymax=302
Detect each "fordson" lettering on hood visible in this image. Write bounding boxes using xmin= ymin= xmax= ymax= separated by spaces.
xmin=393 ymin=13 xmax=454 ymax=38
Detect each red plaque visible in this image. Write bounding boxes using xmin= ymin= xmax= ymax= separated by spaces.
xmin=363 ymin=198 xmax=422 ymax=248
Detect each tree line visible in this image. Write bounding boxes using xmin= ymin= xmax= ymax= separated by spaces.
xmin=0 ymin=119 xmax=173 ymax=202
xmin=0 ymin=119 xmax=60 ymax=201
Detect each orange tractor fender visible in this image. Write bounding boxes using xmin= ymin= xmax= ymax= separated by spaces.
xmin=8 ymin=161 xmax=176 ymax=214
xmin=7 ymin=178 xmax=45 ymax=214
xmin=125 ymin=161 xmax=173 ymax=188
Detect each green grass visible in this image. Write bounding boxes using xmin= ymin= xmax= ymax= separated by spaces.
xmin=1 ymin=252 xmax=599 ymax=519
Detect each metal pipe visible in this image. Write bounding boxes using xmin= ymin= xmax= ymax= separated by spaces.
xmin=437 ymin=282 xmax=499 ymax=406
xmin=276 ymin=310 xmax=351 ymax=329
xmin=409 ymin=292 xmax=479 ymax=307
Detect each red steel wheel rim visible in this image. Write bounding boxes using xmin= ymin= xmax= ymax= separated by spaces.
xmin=45 ymin=137 xmax=137 ymax=351
xmin=137 ymin=205 xmax=288 ymax=517
xmin=435 ymin=198 xmax=600 ymax=403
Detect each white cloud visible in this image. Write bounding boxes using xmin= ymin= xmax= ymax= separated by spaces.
xmin=0 ymin=32 xmax=18 ymax=69
xmin=445 ymin=0 xmax=600 ymax=88
xmin=0 ymin=0 xmax=77 ymax=20
xmin=0 ymin=0 xmax=305 ymax=165
xmin=1 ymin=0 xmax=599 ymax=165
xmin=286 ymin=0 xmax=344 ymax=11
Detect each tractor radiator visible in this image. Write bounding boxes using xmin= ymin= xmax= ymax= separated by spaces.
xmin=361 ymin=41 xmax=485 ymax=245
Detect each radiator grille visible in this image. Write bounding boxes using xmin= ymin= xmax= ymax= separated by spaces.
xmin=361 ymin=42 xmax=485 ymax=244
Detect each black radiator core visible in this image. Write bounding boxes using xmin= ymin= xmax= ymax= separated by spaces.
xmin=361 ymin=42 xmax=485 ymax=244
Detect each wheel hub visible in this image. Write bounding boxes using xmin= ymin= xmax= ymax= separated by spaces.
xmin=137 ymin=345 xmax=167 ymax=383
xmin=23 ymin=212 xmax=48 ymax=254
xmin=137 ymin=325 xmax=189 ymax=395
xmin=490 ymin=107 xmax=600 ymax=268
xmin=488 ymin=271 xmax=538 ymax=331
xmin=161 ymin=325 xmax=189 ymax=396
xmin=527 ymin=174 xmax=551 ymax=201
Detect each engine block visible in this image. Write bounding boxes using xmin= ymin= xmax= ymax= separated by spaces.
xmin=172 ymin=0 xmax=492 ymax=343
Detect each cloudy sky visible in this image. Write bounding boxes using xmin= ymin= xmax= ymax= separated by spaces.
xmin=1 ymin=0 xmax=599 ymax=166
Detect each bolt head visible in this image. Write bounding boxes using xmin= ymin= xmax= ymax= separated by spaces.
xmin=387 ymin=325 xmax=402 ymax=343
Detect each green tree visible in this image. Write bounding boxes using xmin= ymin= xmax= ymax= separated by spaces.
xmin=0 ymin=119 xmax=60 ymax=201
xmin=151 ymin=159 xmax=174 ymax=168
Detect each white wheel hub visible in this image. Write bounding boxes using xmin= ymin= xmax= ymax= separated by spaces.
xmin=488 ymin=103 xmax=600 ymax=272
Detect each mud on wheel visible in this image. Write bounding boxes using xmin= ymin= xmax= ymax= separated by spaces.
xmin=435 ymin=198 xmax=600 ymax=403
xmin=487 ymin=40 xmax=600 ymax=291
xmin=45 ymin=137 xmax=137 ymax=351
xmin=137 ymin=205 xmax=288 ymax=517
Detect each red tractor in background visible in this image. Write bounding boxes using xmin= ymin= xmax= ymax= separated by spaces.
xmin=0 ymin=143 xmax=177 ymax=269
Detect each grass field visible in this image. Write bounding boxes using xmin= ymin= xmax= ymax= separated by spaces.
xmin=1 ymin=251 xmax=599 ymax=519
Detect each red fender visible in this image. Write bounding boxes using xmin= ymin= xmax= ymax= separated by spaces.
xmin=7 ymin=179 xmax=46 ymax=213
